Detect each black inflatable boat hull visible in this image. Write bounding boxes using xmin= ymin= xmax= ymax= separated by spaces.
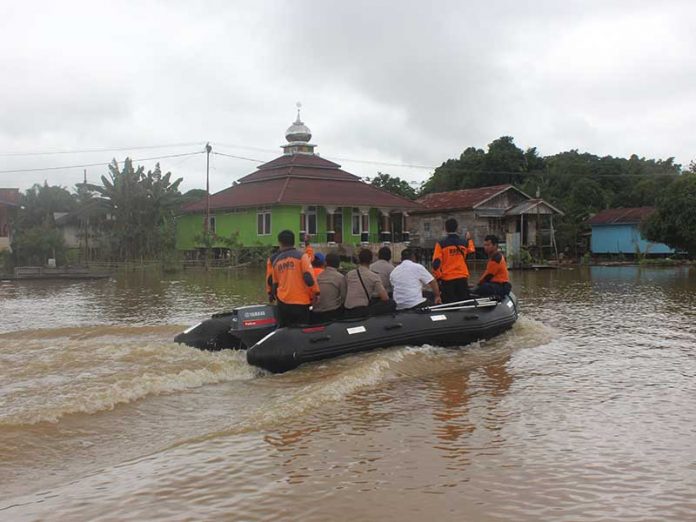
xmin=174 ymin=305 xmax=277 ymax=351
xmin=247 ymin=294 xmax=518 ymax=373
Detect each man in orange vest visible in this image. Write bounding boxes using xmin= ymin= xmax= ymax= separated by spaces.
xmin=432 ymin=218 xmax=475 ymax=303
xmin=266 ymin=230 xmax=319 ymax=327
xmin=475 ymin=234 xmax=511 ymax=298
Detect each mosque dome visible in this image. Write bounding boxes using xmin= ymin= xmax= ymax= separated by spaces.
xmin=285 ymin=104 xmax=312 ymax=142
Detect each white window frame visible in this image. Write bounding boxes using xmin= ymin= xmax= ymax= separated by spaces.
xmin=352 ymin=208 xmax=361 ymax=235
xmin=305 ymin=206 xmax=317 ymax=235
xmin=257 ymin=208 xmax=272 ymax=236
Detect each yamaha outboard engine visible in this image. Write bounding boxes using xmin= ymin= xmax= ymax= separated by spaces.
xmin=174 ymin=304 xmax=277 ymax=351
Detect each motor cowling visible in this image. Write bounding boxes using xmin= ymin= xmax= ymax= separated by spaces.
xmin=227 ymin=305 xmax=278 ymax=348
xmin=175 ymin=305 xmax=278 ymax=351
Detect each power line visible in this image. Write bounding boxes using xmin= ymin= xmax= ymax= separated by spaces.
xmin=326 ymin=156 xmax=435 ymax=170
xmin=0 ymin=151 xmax=204 ymax=175
xmin=0 ymin=141 xmax=206 ymax=157
xmin=211 ymin=151 xmax=264 ymax=163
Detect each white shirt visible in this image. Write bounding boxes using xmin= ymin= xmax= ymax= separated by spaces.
xmin=390 ymin=259 xmax=434 ymax=310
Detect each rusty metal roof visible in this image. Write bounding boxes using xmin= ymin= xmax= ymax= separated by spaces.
xmin=0 ymin=188 xmax=20 ymax=207
xmin=588 ymin=207 xmax=656 ymax=225
xmin=413 ymin=184 xmax=516 ymax=213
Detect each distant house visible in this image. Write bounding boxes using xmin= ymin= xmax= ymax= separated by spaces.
xmin=176 ymin=111 xmax=421 ymax=257
xmin=409 ymin=184 xmax=564 ymax=258
xmin=53 ymin=200 xmax=111 ymax=262
xmin=0 ymin=188 xmax=20 ymax=253
xmin=588 ymin=207 xmax=673 ymax=256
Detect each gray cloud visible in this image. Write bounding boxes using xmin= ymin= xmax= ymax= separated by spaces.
xmin=1 ymin=0 xmax=694 ymax=194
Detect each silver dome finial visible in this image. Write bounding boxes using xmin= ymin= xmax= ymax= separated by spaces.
xmin=285 ymin=102 xmax=311 ymax=143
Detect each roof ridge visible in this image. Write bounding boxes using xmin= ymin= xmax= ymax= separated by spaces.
xmin=276 ymin=176 xmax=291 ymax=203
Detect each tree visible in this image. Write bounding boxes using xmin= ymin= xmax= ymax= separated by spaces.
xmin=641 ymin=171 xmax=696 ymax=257
xmin=420 ymin=137 xmax=531 ymax=195
xmin=11 ymin=183 xmax=75 ymax=266
xmin=178 ymin=189 xmax=207 ymax=208
xmin=18 ymin=183 xmax=75 ymax=228
xmin=90 ymin=158 xmax=183 ymax=261
xmin=366 ymin=172 xmax=417 ymax=200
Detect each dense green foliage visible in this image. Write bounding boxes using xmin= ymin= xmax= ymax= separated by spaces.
xmin=89 ymin=159 xmax=183 ymax=261
xmin=12 ymin=183 xmax=75 ymax=265
xmin=366 ymin=172 xmax=417 ymax=200
xmin=10 ymin=159 xmax=186 ymax=266
xmin=416 ymin=137 xmax=684 ymax=255
xmin=641 ymin=168 xmax=696 ymax=257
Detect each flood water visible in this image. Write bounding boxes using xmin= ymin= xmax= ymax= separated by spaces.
xmin=1 ymin=265 xmax=695 ymax=521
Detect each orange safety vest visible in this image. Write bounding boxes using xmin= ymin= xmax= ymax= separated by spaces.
xmin=432 ymin=235 xmax=475 ymax=280
xmin=269 ymin=249 xmax=319 ymax=305
xmin=479 ymin=252 xmax=509 ymax=285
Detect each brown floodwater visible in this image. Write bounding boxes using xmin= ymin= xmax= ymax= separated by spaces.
xmin=1 ymin=265 xmax=695 ymax=521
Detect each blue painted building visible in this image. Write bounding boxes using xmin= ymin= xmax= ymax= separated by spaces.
xmin=588 ymin=207 xmax=674 ymax=255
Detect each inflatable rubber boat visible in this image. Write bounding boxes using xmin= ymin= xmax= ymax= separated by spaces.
xmin=175 ymin=294 xmax=518 ymax=373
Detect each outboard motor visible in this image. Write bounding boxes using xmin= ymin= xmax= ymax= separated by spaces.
xmin=174 ymin=304 xmax=277 ymax=351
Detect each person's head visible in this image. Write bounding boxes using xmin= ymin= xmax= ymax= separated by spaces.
xmin=377 ymin=246 xmax=392 ymax=262
xmin=445 ymin=218 xmax=458 ymax=234
xmin=401 ymin=248 xmax=415 ymax=262
xmin=325 ymin=252 xmax=341 ymax=269
xmin=358 ymin=248 xmax=373 ymax=265
xmin=483 ymin=234 xmax=499 ymax=256
xmin=311 ymin=252 xmax=325 ymax=268
xmin=277 ymin=229 xmax=295 ymax=248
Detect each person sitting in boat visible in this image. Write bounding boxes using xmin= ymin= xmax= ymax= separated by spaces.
xmin=266 ymin=229 xmax=319 ymax=327
xmin=344 ymin=248 xmax=396 ymax=318
xmin=432 ymin=218 xmax=475 ymax=303
xmin=370 ymin=246 xmax=394 ymax=298
xmin=475 ymin=234 xmax=511 ymax=298
xmin=311 ymin=252 xmax=346 ymax=323
xmin=390 ymin=248 xmax=442 ymax=310
xmin=311 ymin=252 xmax=326 ymax=278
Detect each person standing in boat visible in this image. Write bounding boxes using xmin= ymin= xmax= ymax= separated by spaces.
xmin=432 ymin=218 xmax=475 ymax=303
xmin=369 ymin=246 xmax=394 ymax=298
xmin=475 ymin=234 xmax=511 ymax=298
xmin=344 ymin=249 xmax=395 ymax=318
xmin=266 ymin=229 xmax=319 ymax=327
xmin=391 ymin=248 xmax=442 ymax=310
xmin=311 ymin=252 xmax=346 ymax=323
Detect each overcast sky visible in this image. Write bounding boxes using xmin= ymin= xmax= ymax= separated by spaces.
xmin=1 ymin=0 xmax=694 ymax=194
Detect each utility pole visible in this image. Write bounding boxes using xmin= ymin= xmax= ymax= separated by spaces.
xmin=536 ymin=185 xmax=541 ymax=259
xmin=205 ymin=143 xmax=212 ymax=269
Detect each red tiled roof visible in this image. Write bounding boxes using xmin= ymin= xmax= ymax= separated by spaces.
xmin=238 ymin=166 xmax=358 ymax=183
xmin=253 ymin=153 xmax=342 ymax=172
xmin=413 ymin=184 xmax=514 ymax=213
xmin=181 ymin=154 xmax=421 ymax=213
xmin=588 ymin=207 xmax=655 ymax=225
xmin=0 ymin=188 xmax=20 ymax=207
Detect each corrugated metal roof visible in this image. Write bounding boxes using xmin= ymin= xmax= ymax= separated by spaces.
xmin=0 ymin=188 xmax=20 ymax=207
xmin=588 ymin=207 xmax=655 ymax=225
xmin=506 ymin=199 xmax=564 ymax=216
xmin=413 ymin=184 xmax=513 ymax=212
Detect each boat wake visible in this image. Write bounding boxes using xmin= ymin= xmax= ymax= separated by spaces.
xmin=0 ymin=327 xmax=258 ymax=426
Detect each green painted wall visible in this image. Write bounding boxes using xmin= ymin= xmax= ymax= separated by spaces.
xmin=176 ymin=205 xmax=385 ymax=251
xmin=176 ymin=205 xmax=302 ymax=250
